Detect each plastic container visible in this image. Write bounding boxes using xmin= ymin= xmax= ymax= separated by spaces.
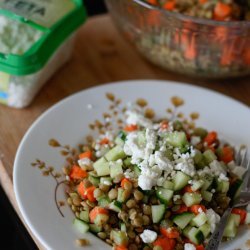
xmin=0 ymin=0 xmax=87 ymax=108
xmin=105 ymin=0 xmax=250 ymax=78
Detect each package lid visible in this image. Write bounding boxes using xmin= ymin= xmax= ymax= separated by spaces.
xmin=0 ymin=0 xmax=87 ymax=76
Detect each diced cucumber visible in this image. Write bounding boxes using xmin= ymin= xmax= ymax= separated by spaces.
xmin=187 ymin=227 xmax=204 ymax=245
xmin=173 ymin=171 xmax=191 ymax=191
xmin=88 ymin=171 xmax=99 ymax=177
xmin=98 ymin=197 xmax=110 ymax=208
xmin=152 ymin=204 xmax=166 ymax=223
xmin=110 ymin=161 xmax=123 ymax=178
xmin=94 ymin=214 xmax=109 ymax=226
xmin=216 ymin=179 xmax=229 ymax=193
xmin=120 ymin=223 xmax=126 ymax=232
xmin=193 ymin=127 xmax=208 ymax=139
xmin=200 ymin=223 xmax=211 ymax=238
xmin=183 ymin=226 xmax=192 ymax=238
xmin=163 ymin=180 xmax=174 ymax=190
xmin=88 ymin=175 xmax=100 ymax=187
xmin=231 ymin=214 xmax=241 ymax=227
xmin=194 ymin=150 xmax=206 ymax=169
xmin=228 ymin=179 xmax=243 ymax=200
xmin=203 ymin=150 xmax=217 ymax=164
xmin=223 ymin=214 xmax=239 ymax=238
xmin=93 ymin=157 xmax=110 ymax=176
xmin=100 ymin=177 xmax=113 ymax=186
xmin=201 ymin=190 xmax=213 ymax=202
xmin=79 ymin=211 xmax=90 ymax=223
xmin=117 ymin=188 xmax=129 ymax=203
xmin=182 ymin=193 xmax=202 ymax=207
xmin=191 ymin=212 xmax=207 ymax=227
xmin=123 ymin=157 xmax=132 ymax=167
xmin=231 ymin=166 xmax=247 ymax=179
xmin=245 ymin=213 xmax=250 ymax=224
xmin=89 ymin=224 xmax=102 ymax=233
xmin=111 ymin=230 xmax=128 ymax=246
xmin=166 ymin=131 xmax=188 ymax=147
xmin=201 ymin=174 xmax=214 ymax=191
xmin=132 ymin=165 xmax=141 ymax=177
xmin=156 ymin=188 xmax=174 ymax=205
xmin=73 ymin=218 xmax=89 ymax=234
xmin=109 ymin=200 xmax=122 ymax=212
xmin=191 ymin=180 xmax=204 ymax=191
xmin=105 ymin=145 xmax=126 ymax=161
xmin=173 ymin=212 xmax=195 ymax=229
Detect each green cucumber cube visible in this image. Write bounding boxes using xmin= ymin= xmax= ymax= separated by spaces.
xmin=110 ymin=161 xmax=123 ymax=178
xmin=93 ymin=157 xmax=110 ymax=176
xmin=73 ymin=218 xmax=89 ymax=234
xmin=182 ymin=193 xmax=202 ymax=207
xmin=166 ymin=131 xmax=188 ymax=147
xmin=105 ymin=145 xmax=126 ymax=161
xmin=173 ymin=171 xmax=191 ymax=191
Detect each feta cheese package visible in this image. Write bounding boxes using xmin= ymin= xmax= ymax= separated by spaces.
xmin=0 ymin=0 xmax=87 ymax=108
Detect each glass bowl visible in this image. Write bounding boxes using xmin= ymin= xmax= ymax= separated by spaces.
xmin=105 ymin=0 xmax=250 ymax=78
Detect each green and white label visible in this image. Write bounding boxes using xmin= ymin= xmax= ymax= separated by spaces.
xmin=0 ymin=0 xmax=76 ymax=28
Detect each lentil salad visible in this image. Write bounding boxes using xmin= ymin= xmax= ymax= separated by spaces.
xmin=64 ymin=105 xmax=250 ymax=250
xmin=144 ymin=0 xmax=250 ymax=21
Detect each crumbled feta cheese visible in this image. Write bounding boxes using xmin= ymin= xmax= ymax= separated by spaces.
xmin=157 ymin=177 xmax=165 ymax=186
xmin=184 ymin=243 xmax=196 ymax=250
xmin=191 ymin=136 xmax=201 ymax=146
xmin=154 ymin=151 xmax=173 ymax=171
xmin=173 ymin=195 xmax=181 ymax=202
xmin=78 ymin=158 xmax=93 ymax=168
xmin=175 ymin=161 xmax=196 ymax=177
xmin=211 ymin=189 xmax=216 ymax=193
xmin=206 ymin=208 xmax=220 ymax=233
xmin=126 ymin=109 xmax=153 ymax=128
xmin=124 ymin=169 xmax=136 ymax=179
xmin=218 ymin=173 xmax=229 ymax=181
xmin=66 ymin=175 xmax=70 ymax=181
xmin=140 ymin=230 xmax=157 ymax=243
xmin=209 ymin=160 xmax=227 ymax=176
xmin=198 ymin=207 xmax=203 ymax=213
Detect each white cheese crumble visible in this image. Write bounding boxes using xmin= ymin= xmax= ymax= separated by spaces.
xmin=190 ymin=136 xmax=201 ymax=146
xmin=173 ymin=195 xmax=181 ymax=202
xmin=126 ymin=109 xmax=153 ymax=128
xmin=206 ymin=208 xmax=220 ymax=233
xmin=78 ymin=158 xmax=93 ymax=168
xmin=218 ymin=173 xmax=229 ymax=181
xmin=140 ymin=229 xmax=157 ymax=243
xmin=184 ymin=243 xmax=196 ymax=250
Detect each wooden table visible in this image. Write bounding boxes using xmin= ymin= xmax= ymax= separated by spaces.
xmin=0 ymin=14 xmax=249 ymax=248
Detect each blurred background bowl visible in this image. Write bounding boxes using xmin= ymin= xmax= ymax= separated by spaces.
xmin=105 ymin=0 xmax=250 ymax=78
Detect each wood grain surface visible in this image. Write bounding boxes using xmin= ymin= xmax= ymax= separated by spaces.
xmin=0 ymin=14 xmax=249 ymax=248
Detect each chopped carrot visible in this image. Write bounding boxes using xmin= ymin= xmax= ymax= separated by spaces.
xmin=153 ymin=236 xmax=176 ymax=250
xmin=184 ymin=35 xmax=197 ymax=60
xmin=160 ymin=227 xmax=180 ymax=239
xmin=160 ymin=120 xmax=169 ymax=130
xmin=79 ymin=150 xmax=92 ymax=160
xmin=69 ymin=165 xmax=88 ymax=180
xmin=147 ymin=0 xmax=157 ymax=5
xmin=100 ymin=137 xmax=109 ymax=145
xmin=77 ymin=181 xmax=87 ymax=199
xmin=189 ymin=205 xmax=206 ymax=215
xmin=124 ymin=124 xmax=138 ymax=132
xmin=121 ymin=178 xmax=131 ymax=188
xmin=232 ymin=208 xmax=247 ymax=225
xmin=218 ymin=146 xmax=234 ymax=164
xmin=163 ymin=1 xmax=176 ymax=11
xmin=89 ymin=207 xmax=109 ymax=223
xmin=196 ymin=245 xmax=205 ymax=250
xmin=203 ymin=131 xmax=217 ymax=145
xmin=213 ymin=2 xmax=232 ymax=21
xmin=199 ymin=0 xmax=207 ymax=4
xmin=173 ymin=205 xmax=188 ymax=214
xmin=86 ymin=186 xmax=96 ymax=202
xmin=115 ymin=246 xmax=128 ymax=250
